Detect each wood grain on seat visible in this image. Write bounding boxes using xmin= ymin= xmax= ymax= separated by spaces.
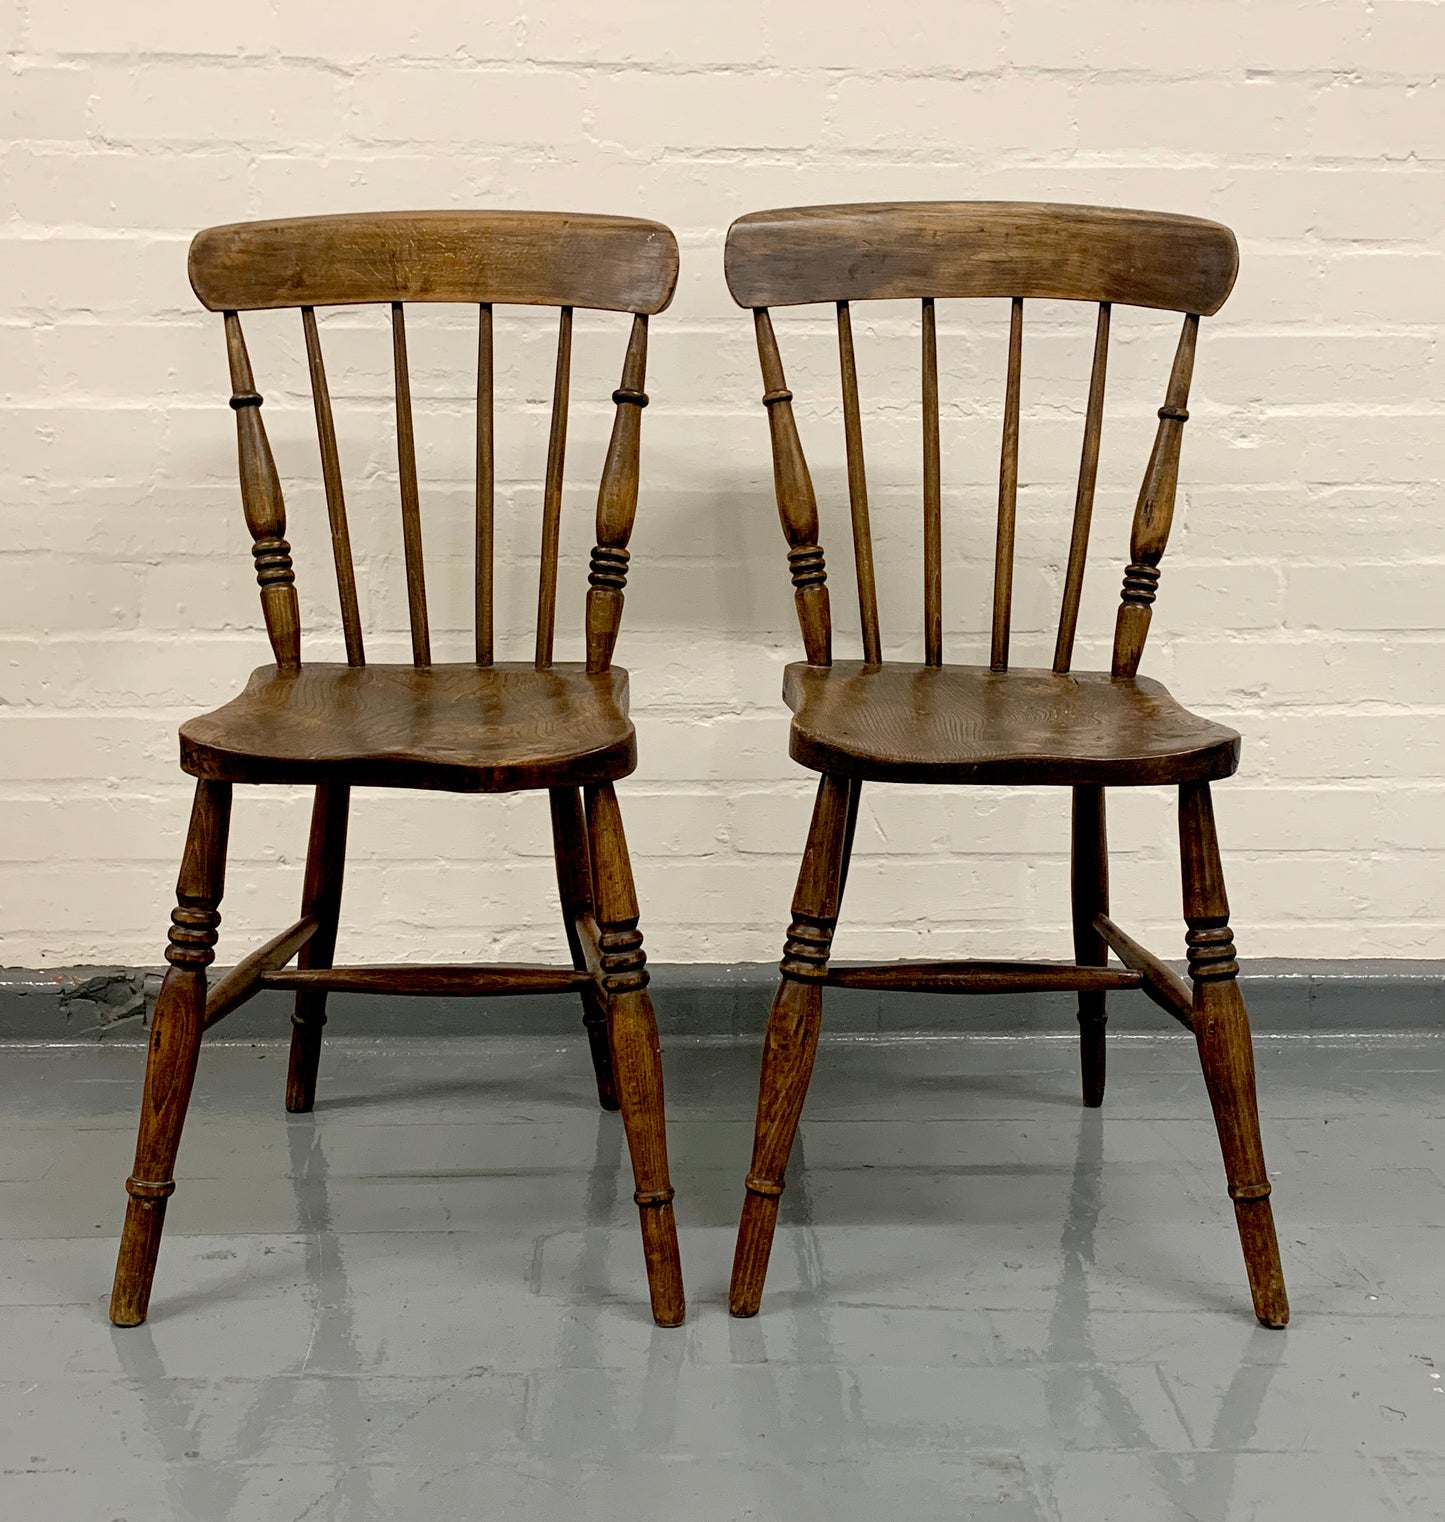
xmin=180 ymin=663 xmax=635 ymax=793
xmin=782 ymin=662 xmax=1239 ymax=786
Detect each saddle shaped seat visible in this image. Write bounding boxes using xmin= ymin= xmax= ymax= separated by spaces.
xmin=180 ymin=662 xmax=636 ymax=792
xmin=783 ymin=661 xmax=1239 ymax=787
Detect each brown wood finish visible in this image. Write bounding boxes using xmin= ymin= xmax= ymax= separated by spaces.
xmin=202 ymin=913 xmax=319 ymax=1030
xmin=991 ymin=296 xmax=1024 ymax=671
xmin=584 ymin=782 xmax=685 ymax=1326
xmin=476 ymin=303 xmax=495 ymax=666
xmin=391 ymin=302 xmax=431 ymax=666
xmin=835 ymin=302 xmax=882 ymax=665
xmin=302 ymin=308 xmax=365 ymax=666
xmin=111 ymin=210 xmax=684 ymax=1330
xmin=190 ymin=211 xmax=680 ymax=314
xmin=921 ymin=297 xmax=942 ymax=666
xmin=725 ymin=202 xmax=1238 ymax=313
xmin=549 ymin=786 xmax=618 ymax=1109
xmin=284 ymin=780 xmax=349 ymax=1113
xmin=1071 ymin=784 xmax=1110 ymax=1106
xmin=535 ymin=306 xmax=573 ymax=669
xmin=825 ymin=960 xmax=1139 ymax=995
xmin=1179 ymin=780 xmax=1288 ymax=1328
xmin=224 ymin=313 xmax=301 ymax=672
xmin=1093 ymin=912 xmax=1195 ymax=1029
xmin=263 ymin=965 xmax=589 ymax=995
xmin=755 ymin=307 xmax=831 ymax=665
xmin=1112 ymin=314 xmax=1198 ymax=680
xmin=111 ymin=779 xmax=231 ymax=1327
xmin=725 ymin=201 xmax=1285 ymax=1329
xmin=587 ymin=314 xmax=649 ymax=675
xmin=179 ymin=663 xmax=637 ymax=793
xmin=782 ymin=662 xmax=1240 ymax=786
xmin=731 ymin=773 xmax=854 ymax=1317
xmin=1054 ymin=303 xmax=1111 ymax=674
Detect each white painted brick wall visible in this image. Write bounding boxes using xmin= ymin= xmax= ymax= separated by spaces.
xmin=3 ymin=0 xmax=1443 ymax=969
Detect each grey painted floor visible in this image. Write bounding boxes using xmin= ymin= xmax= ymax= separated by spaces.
xmin=1 ymin=1032 xmax=1442 ymax=1520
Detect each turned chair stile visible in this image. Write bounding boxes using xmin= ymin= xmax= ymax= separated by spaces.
xmin=110 ymin=211 xmax=685 ymax=1330
xmin=725 ymin=201 xmax=1288 ymax=1329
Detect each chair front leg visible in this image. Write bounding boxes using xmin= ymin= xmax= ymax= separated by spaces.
xmin=1179 ymin=780 xmax=1289 ymax=1328
xmin=584 ymin=782 xmax=684 ymax=1326
xmin=286 ymin=781 xmax=349 ymax=1114
xmin=1072 ymin=784 xmax=1109 ymax=1107
xmin=110 ymin=779 xmax=232 ymax=1326
xmin=730 ymin=773 xmax=856 ymax=1318
xmin=550 ymin=785 xmax=618 ymax=1110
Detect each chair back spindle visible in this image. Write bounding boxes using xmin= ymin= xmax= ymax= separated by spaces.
xmin=535 ymin=306 xmax=573 ymax=669
xmin=991 ymin=296 xmax=1024 ymax=671
xmin=1053 ymin=302 xmax=1111 ymax=674
xmin=1111 ymin=313 xmax=1198 ymax=679
xmin=475 ymin=303 xmax=495 ymax=666
xmin=723 ymin=203 xmax=1236 ymax=678
xmin=835 ymin=302 xmax=881 ymax=665
xmin=223 ymin=312 xmax=301 ymax=673
xmin=390 ymin=303 xmax=431 ymax=665
xmin=921 ymin=298 xmax=943 ymax=666
xmin=301 ymin=307 xmax=364 ymax=666
xmin=587 ymin=313 xmax=650 ymax=674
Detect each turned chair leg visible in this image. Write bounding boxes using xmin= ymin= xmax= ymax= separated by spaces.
xmin=551 ymin=786 xmax=618 ymax=1111
xmin=583 ymin=782 xmax=684 ymax=1326
xmin=110 ymin=779 xmax=232 ymax=1327
xmin=285 ymin=781 xmax=349 ymax=1114
xmin=1072 ymin=785 xmax=1109 ymax=1107
xmin=730 ymin=773 xmax=855 ymax=1318
xmin=1179 ymin=780 xmax=1289 ymax=1328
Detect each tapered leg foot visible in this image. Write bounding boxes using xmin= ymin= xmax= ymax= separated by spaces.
xmin=728 ymin=775 xmax=854 ymax=1318
xmin=585 ymin=783 xmax=683 ymax=1325
xmin=1180 ymin=781 xmax=1289 ymax=1329
xmin=1072 ymin=786 xmax=1109 ymax=1108
xmin=728 ymin=975 xmax=823 ymax=1317
xmin=285 ymin=782 xmax=348 ymax=1114
xmin=552 ymin=787 xmax=619 ymax=1111
xmin=110 ymin=780 xmax=231 ymax=1327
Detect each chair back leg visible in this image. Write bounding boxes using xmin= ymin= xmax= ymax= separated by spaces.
xmin=550 ymin=786 xmax=619 ymax=1110
xmin=1071 ymin=785 xmax=1110 ymax=1107
xmin=111 ymin=779 xmax=232 ymax=1326
xmin=286 ymin=781 xmax=349 ymax=1114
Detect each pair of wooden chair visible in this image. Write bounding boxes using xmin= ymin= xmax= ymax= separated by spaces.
xmin=110 ymin=204 xmax=1287 ymax=1335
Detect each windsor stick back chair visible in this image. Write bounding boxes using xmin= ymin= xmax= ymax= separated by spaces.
xmin=724 ymin=202 xmax=1288 ymax=1328
xmin=109 ymin=211 xmax=685 ymax=1329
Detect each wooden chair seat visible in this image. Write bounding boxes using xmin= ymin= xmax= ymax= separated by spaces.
xmin=180 ymin=662 xmax=635 ymax=792
xmin=783 ymin=661 xmax=1239 ymax=786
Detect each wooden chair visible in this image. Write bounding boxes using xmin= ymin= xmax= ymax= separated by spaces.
xmin=109 ymin=211 xmax=685 ymax=1329
xmin=724 ymin=202 xmax=1288 ymax=1329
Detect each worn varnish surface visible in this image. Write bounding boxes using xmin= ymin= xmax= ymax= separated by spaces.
xmin=190 ymin=210 xmax=679 ymax=314
xmin=180 ymin=663 xmax=636 ymax=792
xmin=726 ymin=201 xmax=1238 ymax=313
xmin=725 ymin=200 xmax=1285 ymax=1331
xmin=783 ymin=663 xmax=1240 ymax=786
xmin=111 ymin=209 xmax=684 ymax=1331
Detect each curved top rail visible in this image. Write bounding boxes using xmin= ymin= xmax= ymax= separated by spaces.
xmin=190 ymin=210 xmax=680 ymax=314
xmin=725 ymin=201 xmax=1238 ymax=315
